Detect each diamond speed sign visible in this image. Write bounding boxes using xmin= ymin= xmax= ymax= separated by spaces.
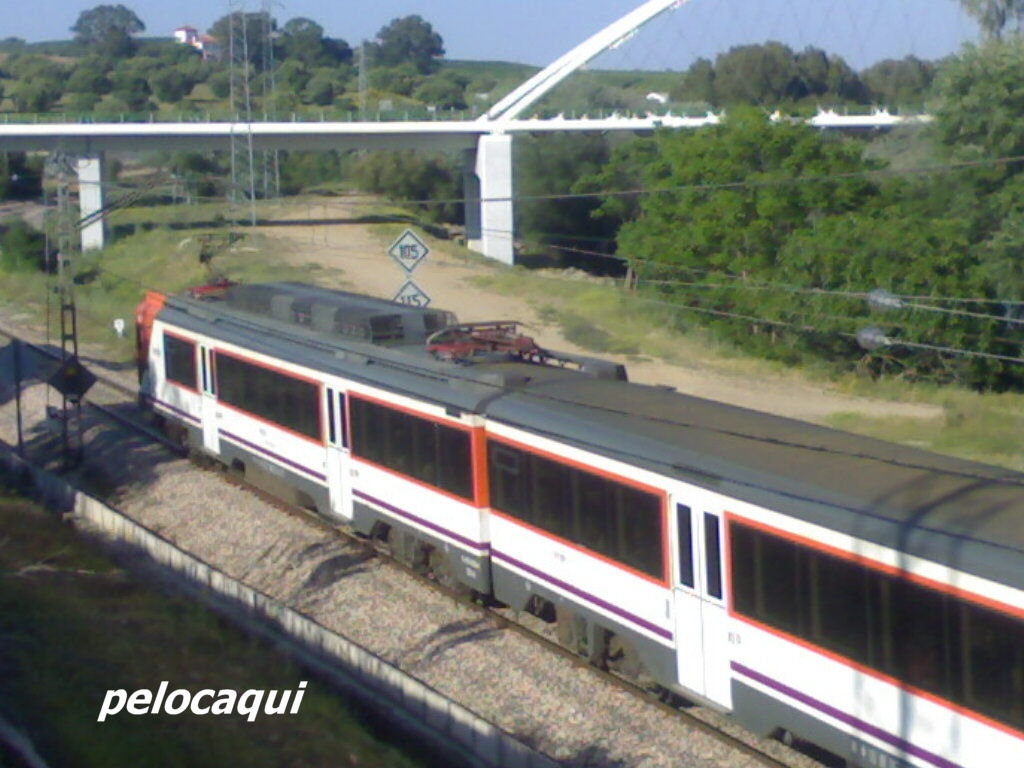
xmin=388 ymin=229 xmax=430 ymax=273
xmin=393 ymin=281 xmax=431 ymax=308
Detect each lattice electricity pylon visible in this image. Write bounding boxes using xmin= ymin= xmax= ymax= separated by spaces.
xmin=42 ymin=151 xmax=86 ymax=465
xmin=228 ymin=0 xmax=257 ymax=225
xmin=259 ymin=0 xmax=281 ymax=200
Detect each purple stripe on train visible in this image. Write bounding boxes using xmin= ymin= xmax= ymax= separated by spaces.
xmin=153 ymin=397 xmax=201 ymax=425
xmin=491 ymin=549 xmax=674 ymax=642
xmin=352 ymin=488 xmax=489 ymax=553
xmin=731 ymin=662 xmax=964 ymax=768
xmin=219 ymin=429 xmax=327 ymax=483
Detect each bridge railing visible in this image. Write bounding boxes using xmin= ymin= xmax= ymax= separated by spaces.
xmin=0 ymin=102 xmax=931 ymax=126
xmin=0 ymin=107 xmax=482 ymax=125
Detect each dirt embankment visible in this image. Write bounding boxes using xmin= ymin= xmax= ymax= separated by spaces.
xmin=258 ymin=198 xmax=940 ymax=425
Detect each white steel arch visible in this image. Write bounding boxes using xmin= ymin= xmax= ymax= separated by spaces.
xmin=483 ymin=0 xmax=688 ymax=122
xmin=470 ymin=0 xmax=689 ymax=263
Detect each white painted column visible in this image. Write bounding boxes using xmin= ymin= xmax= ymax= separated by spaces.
xmin=468 ymin=134 xmax=514 ymax=266
xmin=462 ymin=147 xmax=482 ymax=251
xmin=75 ymin=155 xmax=105 ymax=251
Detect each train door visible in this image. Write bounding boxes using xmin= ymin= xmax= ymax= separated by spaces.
xmin=673 ymin=502 xmax=705 ymax=696
xmin=324 ymin=388 xmax=351 ymax=519
xmin=698 ymin=509 xmax=731 ymax=708
xmin=199 ymin=345 xmax=219 ymax=454
xmin=673 ymin=499 xmax=732 ymax=708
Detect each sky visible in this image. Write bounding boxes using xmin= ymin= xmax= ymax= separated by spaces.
xmin=10 ymin=1 xmax=980 ymax=71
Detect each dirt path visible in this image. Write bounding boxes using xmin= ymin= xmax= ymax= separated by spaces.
xmin=255 ymin=198 xmax=940 ymax=424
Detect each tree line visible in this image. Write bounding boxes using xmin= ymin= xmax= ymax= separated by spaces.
xmin=0 ymin=4 xmax=450 ymax=115
xmin=0 ymin=4 xmax=948 ymax=119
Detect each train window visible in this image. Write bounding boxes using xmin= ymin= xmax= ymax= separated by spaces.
xmin=164 ymin=334 xmax=197 ymax=389
xmin=389 ymin=410 xmax=415 ymax=476
xmin=327 ymin=388 xmax=336 ymax=444
xmin=703 ymin=513 xmax=723 ymax=600
xmin=410 ymin=416 xmax=436 ymax=485
xmin=490 ymin=443 xmax=530 ymax=520
xmin=759 ymin=532 xmax=802 ymax=631
xmin=437 ymin=424 xmax=472 ymax=499
xmin=351 ymin=398 xmax=387 ymax=464
xmin=888 ymin=578 xmax=955 ymax=698
xmin=575 ymin=472 xmax=613 ymax=559
xmin=809 ymin=551 xmax=869 ymax=663
xmin=962 ymin=602 xmax=1024 ymax=729
xmin=487 ymin=439 xmax=664 ymax=580
xmin=729 ymin=521 xmax=802 ymax=633
xmin=215 ymin=353 xmax=320 ymax=440
xmin=338 ymin=392 xmax=348 ymax=449
xmin=676 ymin=505 xmax=694 ymax=589
xmin=729 ymin=522 xmax=757 ymax=615
xmin=349 ymin=396 xmax=473 ymax=501
xmin=531 ymin=455 xmax=572 ymax=540
xmin=619 ymin=486 xmax=663 ymax=578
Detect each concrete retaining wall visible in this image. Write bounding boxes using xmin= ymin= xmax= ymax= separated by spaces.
xmin=0 ymin=446 xmax=557 ymax=768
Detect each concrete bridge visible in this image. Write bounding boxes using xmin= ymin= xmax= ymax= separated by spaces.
xmin=0 ymin=0 xmax=931 ymax=263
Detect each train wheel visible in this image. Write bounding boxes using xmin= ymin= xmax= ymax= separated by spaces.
xmin=555 ymin=606 xmax=588 ymax=657
xmin=427 ymin=548 xmax=474 ymax=599
xmin=606 ymin=632 xmax=646 ymax=683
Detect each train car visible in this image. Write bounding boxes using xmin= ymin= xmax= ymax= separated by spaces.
xmin=136 ymin=281 xmax=1024 ymax=768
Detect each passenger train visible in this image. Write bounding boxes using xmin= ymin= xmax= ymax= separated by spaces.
xmin=136 ymin=281 xmax=1024 ymax=768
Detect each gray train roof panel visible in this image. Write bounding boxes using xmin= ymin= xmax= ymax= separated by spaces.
xmin=485 ymin=377 xmax=1024 ymax=591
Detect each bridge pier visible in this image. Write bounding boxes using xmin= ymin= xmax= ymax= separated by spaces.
xmin=76 ymin=155 xmax=106 ymax=251
xmin=465 ymin=134 xmax=514 ymax=266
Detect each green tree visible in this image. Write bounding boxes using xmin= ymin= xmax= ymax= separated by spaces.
xmin=0 ymin=219 xmax=46 ymax=272
xmin=602 ymin=109 xmax=880 ymax=276
xmin=671 ymin=57 xmax=715 ymax=104
xmin=66 ymin=65 xmax=111 ymax=95
xmin=413 ymin=74 xmax=467 ymax=109
xmin=150 ymin=68 xmax=191 ymax=103
xmin=371 ymin=15 xmax=444 ymax=74
xmin=0 ymin=154 xmax=43 ymax=200
xmin=208 ymin=12 xmax=276 ymax=67
xmin=275 ymin=60 xmax=311 ymax=93
xmin=9 ymin=80 xmax=62 ymax=112
xmin=353 ymin=150 xmax=461 ymax=222
xmin=70 ymin=4 xmax=145 ymax=57
xmin=208 ymin=71 xmax=231 ymax=100
xmin=302 ymin=69 xmax=342 ymax=106
xmin=67 ymin=92 xmax=102 ymax=112
xmin=959 ymin=0 xmax=1024 ymax=38
xmin=516 ymin=134 xmax=618 ymax=259
xmin=713 ymin=42 xmax=799 ymax=104
xmin=278 ymin=17 xmax=352 ymax=66
xmin=861 ymin=56 xmax=934 ymax=105
xmin=109 ymin=69 xmax=153 ymax=112
xmin=368 ymin=63 xmax=421 ymax=96
xmin=935 ymin=39 xmax=1024 ymax=159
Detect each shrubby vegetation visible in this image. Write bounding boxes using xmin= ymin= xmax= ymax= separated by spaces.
xmin=579 ymin=37 xmax=1024 ymax=390
xmin=0 ymin=219 xmax=46 ymax=272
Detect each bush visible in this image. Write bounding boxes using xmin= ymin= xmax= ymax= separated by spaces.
xmin=0 ymin=220 xmax=47 ymax=272
xmin=352 ymin=150 xmax=462 ymax=223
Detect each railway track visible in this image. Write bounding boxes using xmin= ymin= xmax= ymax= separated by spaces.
xmin=0 ymin=321 xmax=829 ymax=768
